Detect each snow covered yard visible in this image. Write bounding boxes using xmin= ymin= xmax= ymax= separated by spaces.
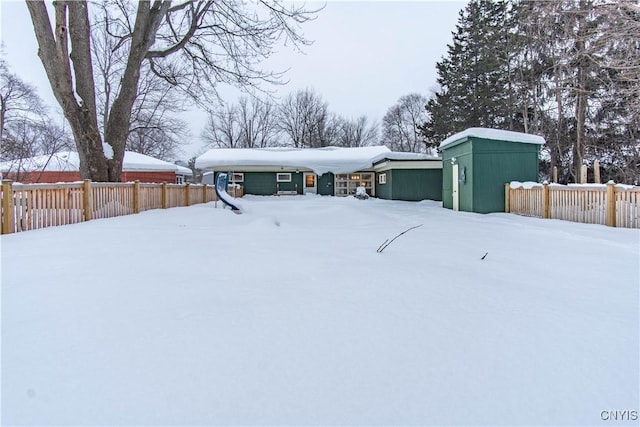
xmin=2 ymin=196 xmax=638 ymax=426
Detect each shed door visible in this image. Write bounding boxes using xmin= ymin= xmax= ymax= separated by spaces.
xmin=303 ymin=172 xmax=317 ymax=194
xmin=452 ymin=164 xmax=459 ymax=211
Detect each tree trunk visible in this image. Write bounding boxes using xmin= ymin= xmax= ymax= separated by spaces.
xmin=67 ymin=110 xmax=109 ymax=180
xmin=104 ymin=1 xmax=170 ymax=182
xmin=26 ymin=0 xmax=109 ymax=181
xmin=572 ymin=4 xmax=588 ymax=182
xmin=553 ymin=64 xmax=564 ymax=183
xmin=27 ymin=0 xmax=168 ymax=182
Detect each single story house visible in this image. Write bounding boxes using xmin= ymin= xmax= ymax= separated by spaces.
xmin=196 ymin=146 xmax=443 ymax=201
xmin=0 ymin=151 xmax=193 ymax=184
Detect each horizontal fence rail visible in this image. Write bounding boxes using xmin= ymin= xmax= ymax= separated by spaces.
xmin=506 ymin=182 xmax=640 ymax=228
xmin=1 ymin=180 xmax=219 ymax=234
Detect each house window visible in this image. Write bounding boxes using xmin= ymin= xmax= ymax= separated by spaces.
xmin=276 ymin=172 xmax=292 ymax=182
xmin=378 ymin=173 xmax=387 ymax=184
xmin=335 ymin=172 xmax=374 ymax=197
xmin=176 ymin=175 xmax=184 ymax=184
xmin=230 ymin=172 xmax=244 ymax=183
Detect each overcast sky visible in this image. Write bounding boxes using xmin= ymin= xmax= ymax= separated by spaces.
xmin=0 ymin=1 xmax=465 ymax=159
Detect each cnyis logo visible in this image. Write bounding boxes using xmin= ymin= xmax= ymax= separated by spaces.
xmin=600 ymin=410 xmax=639 ymax=421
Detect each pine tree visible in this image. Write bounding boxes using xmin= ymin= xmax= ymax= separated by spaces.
xmin=422 ymin=0 xmax=520 ymax=149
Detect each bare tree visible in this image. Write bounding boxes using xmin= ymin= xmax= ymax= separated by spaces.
xmin=127 ymin=112 xmax=189 ymax=160
xmin=0 ymin=60 xmax=73 ymax=168
xmin=2 ymin=116 xmax=73 ymax=181
xmin=125 ymin=69 xmax=190 ymax=160
xmin=26 ymin=0 xmax=317 ymax=181
xmin=278 ymin=88 xmax=337 ymax=148
xmin=237 ymin=96 xmax=278 ymax=148
xmin=382 ymin=93 xmax=430 ymax=153
xmin=0 ymin=59 xmax=46 ymax=151
xmin=336 ymin=115 xmax=379 ymax=147
xmin=90 ymin=9 xmax=189 ymax=161
xmin=201 ymin=104 xmax=242 ymax=149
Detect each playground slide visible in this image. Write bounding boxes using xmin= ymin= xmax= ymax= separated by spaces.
xmin=215 ymin=172 xmax=242 ymax=213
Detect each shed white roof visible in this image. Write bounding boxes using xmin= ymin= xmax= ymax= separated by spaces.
xmin=1 ymin=151 xmax=183 ymax=173
xmin=196 ymin=146 xmax=401 ymax=175
xmin=439 ymin=128 xmax=545 ymax=149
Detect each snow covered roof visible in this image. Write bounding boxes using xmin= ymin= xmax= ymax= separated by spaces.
xmin=175 ymin=165 xmax=193 ymax=176
xmin=0 ymin=151 xmax=183 ymax=173
xmin=376 ymin=152 xmax=441 ymax=162
xmin=439 ymin=127 xmax=545 ymax=149
xmin=196 ymin=146 xmax=399 ymax=175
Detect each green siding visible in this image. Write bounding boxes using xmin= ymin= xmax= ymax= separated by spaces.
xmin=376 ymin=172 xmax=393 ymax=199
xmin=441 ymin=136 xmax=540 ymax=213
xmin=442 ymin=140 xmax=473 ymax=211
xmin=472 ymin=139 xmax=539 ymax=213
xmin=376 ymin=169 xmax=442 ymax=201
xmin=318 ymin=173 xmax=334 ymax=196
xmin=242 ymin=172 xmax=277 ymax=195
xmin=218 ymin=171 xmax=330 ymax=196
xmin=391 ymin=169 xmax=442 ymax=201
xmin=234 ymin=171 xmax=304 ymax=195
xmin=277 ymin=172 xmax=303 ymax=194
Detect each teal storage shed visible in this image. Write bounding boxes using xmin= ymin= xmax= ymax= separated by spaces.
xmin=440 ymin=128 xmax=545 ymax=213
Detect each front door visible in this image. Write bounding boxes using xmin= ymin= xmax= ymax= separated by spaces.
xmin=452 ymin=164 xmax=459 ymax=211
xmin=303 ymin=172 xmax=317 ymax=194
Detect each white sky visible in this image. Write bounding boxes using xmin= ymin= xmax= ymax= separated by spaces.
xmin=0 ymin=0 xmax=465 ymax=159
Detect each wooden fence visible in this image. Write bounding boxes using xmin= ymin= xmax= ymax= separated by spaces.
xmin=506 ymin=182 xmax=640 ymax=228
xmin=1 ymin=180 xmax=220 ymax=234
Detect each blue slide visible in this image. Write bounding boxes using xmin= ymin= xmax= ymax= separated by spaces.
xmin=215 ymin=172 xmax=242 ymax=213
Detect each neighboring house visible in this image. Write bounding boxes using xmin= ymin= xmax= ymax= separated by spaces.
xmin=174 ymin=160 xmax=195 ymax=184
xmin=1 ymin=151 xmax=192 ymax=184
xmin=174 ymin=164 xmax=194 ymax=184
xmin=195 ymin=146 xmax=443 ymax=201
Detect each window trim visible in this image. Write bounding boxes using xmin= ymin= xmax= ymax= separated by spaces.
xmin=230 ymin=172 xmax=244 ymax=183
xmin=378 ymin=173 xmax=387 ymax=184
xmin=276 ymin=172 xmax=292 ymax=182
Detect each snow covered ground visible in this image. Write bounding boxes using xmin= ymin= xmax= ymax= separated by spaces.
xmin=2 ymin=196 xmax=638 ymax=426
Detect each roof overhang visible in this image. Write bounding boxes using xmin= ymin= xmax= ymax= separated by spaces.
xmin=439 ymin=128 xmax=546 ymax=150
xmin=372 ymin=159 xmax=443 ymax=172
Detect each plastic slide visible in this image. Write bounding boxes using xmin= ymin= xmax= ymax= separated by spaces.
xmin=215 ymin=172 xmax=242 ymax=213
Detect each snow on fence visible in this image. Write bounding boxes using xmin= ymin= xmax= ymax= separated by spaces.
xmin=1 ymin=180 xmax=219 ymax=234
xmin=506 ymin=182 xmax=640 ymax=228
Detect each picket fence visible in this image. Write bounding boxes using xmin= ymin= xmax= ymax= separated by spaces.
xmin=1 ymin=180 xmax=219 ymax=234
xmin=506 ymin=182 xmax=640 ymax=228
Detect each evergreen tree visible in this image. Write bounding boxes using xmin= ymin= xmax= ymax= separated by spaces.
xmin=424 ymin=0 xmax=640 ymax=183
xmin=422 ymin=0 xmax=520 ymax=150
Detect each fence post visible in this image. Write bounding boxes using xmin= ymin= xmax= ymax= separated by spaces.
xmin=133 ymin=180 xmax=140 ymax=214
xmin=594 ymin=160 xmax=601 ymax=184
xmin=184 ymin=183 xmax=190 ymax=206
xmin=2 ymin=180 xmax=14 ymax=234
xmin=161 ymin=182 xmax=168 ymax=209
xmin=606 ymin=181 xmax=616 ymax=227
xmin=581 ymin=165 xmax=588 ymax=184
xmin=202 ymin=184 xmax=207 ymax=204
xmin=504 ymin=183 xmax=510 ymax=213
xmin=552 ymin=166 xmax=558 ymax=183
xmin=82 ymin=179 xmax=92 ymax=222
xmin=542 ymin=182 xmax=550 ymax=219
